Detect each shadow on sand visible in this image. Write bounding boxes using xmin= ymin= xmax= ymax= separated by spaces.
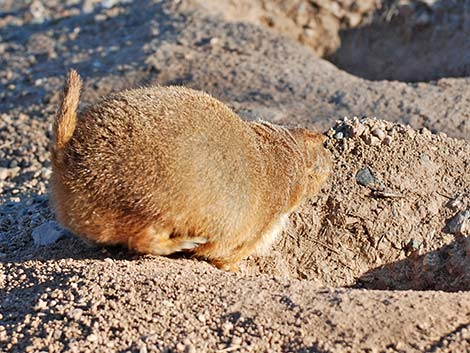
xmin=327 ymin=0 xmax=470 ymax=82
xmin=356 ymin=236 xmax=470 ymax=292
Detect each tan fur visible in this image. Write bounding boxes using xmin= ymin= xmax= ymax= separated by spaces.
xmin=50 ymin=70 xmax=332 ymax=271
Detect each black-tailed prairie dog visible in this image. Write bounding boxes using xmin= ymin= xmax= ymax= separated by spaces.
xmin=50 ymin=70 xmax=332 ymax=271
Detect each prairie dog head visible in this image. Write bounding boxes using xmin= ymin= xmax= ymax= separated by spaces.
xmin=289 ymin=128 xmax=332 ymax=196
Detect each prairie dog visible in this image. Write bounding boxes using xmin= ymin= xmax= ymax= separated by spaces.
xmin=50 ymin=70 xmax=331 ymax=271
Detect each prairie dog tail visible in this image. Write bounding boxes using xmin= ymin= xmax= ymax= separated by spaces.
xmin=54 ymin=69 xmax=82 ymax=149
xmin=51 ymin=69 xmax=82 ymax=164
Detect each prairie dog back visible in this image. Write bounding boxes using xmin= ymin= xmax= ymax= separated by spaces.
xmin=50 ymin=70 xmax=331 ymax=271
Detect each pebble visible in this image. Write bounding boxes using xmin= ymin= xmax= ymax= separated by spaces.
xmin=28 ymin=0 xmax=49 ymax=24
xmin=32 ymin=221 xmax=66 ymax=246
xmin=420 ymin=127 xmax=432 ymax=137
xmin=445 ymin=210 xmax=470 ymax=236
xmin=447 ymin=194 xmax=469 ymax=211
xmin=176 ymin=342 xmax=185 ymax=352
xmin=102 ymin=0 xmax=122 ymax=8
xmin=87 ymin=333 xmax=98 ymax=342
xmin=405 ymin=129 xmax=416 ymax=138
xmin=351 ymin=124 xmax=366 ymax=137
xmin=185 ymin=344 xmax=196 ymax=353
xmin=0 ymin=168 xmax=9 ymax=180
xmin=34 ymin=300 xmax=47 ymax=311
xmin=355 ymin=167 xmax=377 ymax=187
xmin=221 ymin=321 xmax=233 ymax=334
xmin=232 ymin=337 xmax=243 ymax=345
xmin=41 ymin=168 xmax=51 ymax=179
xmin=334 ymin=131 xmax=344 ymax=140
xmin=406 ymin=238 xmax=420 ymax=252
xmin=68 ymin=308 xmax=83 ymax=320
xmin=209 ymin=37 xmax=220 ymax=46
xmin=365 ymin=134 xmax=381 ymax=146
xmin=382 ymin=135 xmax=392 ymax=146
xmin=371 ymin=128 xmax=385 ymax=140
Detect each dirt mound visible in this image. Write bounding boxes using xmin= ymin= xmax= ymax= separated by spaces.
xmin=180 ymin=0 xmax=379 ymax=57
xmin=185 ymin=0 xmax=470 ymax=82
xmin=247 ymin=118 xmax=470 ymax=291
xmin=2 ymin=0 xmax=470 ymax=352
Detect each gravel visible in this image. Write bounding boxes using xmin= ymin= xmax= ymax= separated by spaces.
xmin=1 ymin=0 xmax=470 ymax=352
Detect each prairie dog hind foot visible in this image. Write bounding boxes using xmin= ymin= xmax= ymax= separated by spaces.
xmin=129 ymin=225 xmax=208 ymax=256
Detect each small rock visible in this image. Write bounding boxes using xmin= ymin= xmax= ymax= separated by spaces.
xmin=0 ymin=168 xmax=9 ymax=180
xmin=295 ymin=2 xmax=310 ymax=26
xmin=350 ymin=124 xmax=366 ymax=137
xmin=34 ymin=300 xmax=47 ymax=311
xmin=68 ymin=308 xmax=83 ymax=320
xmin=355 ymin=167 xmax=377 ymax=187
xmin=222 ymin=321 xmax=233 ymax=334
xmin=232 ymin=337 xmax=243 ymax=345
xmin=447 ymin=194 xmax=469 ymax=211
xmin=371 ymin=128 xmax=385 ymax=140
xmin=382 ymin=135 xmax=392 ymax=146
xmin=81 ymin=0 xmax=95 ymax=13
xmin=420 ymin=127 xmax=432 ymax=137
xmin=102 ymin=0 xmax=121 ymax=8
xmin=176 ymin=342 xmax=185 ymax=352
xmin=32 ymin=221 xmax=66 ymax=246
xmin=365 ymin=134 xmax=381 ymax=146
xmin=184 ymin=344 xmax=196 ymax=353
xmin=445 ymin=210 xmax=470 ymax=236
xmin=28 ymin=0 xmax=49 ymax=24
xmin=347 ymin=12 xmax=362 ymax=27
xmin=86 ymin=334 xmax=98 ymax=342
xmin=334 ymin=131 xmax=344 ymax=140
xmin=437 ymin=132 xmax=448 ymax=138
xmin=41 ymin=168 xmax=51 ymax=179
xmin=404 ymin=238 xmax=420 ymax=255
xmin=139 ymin=345 xmax=148 ymax=353
xmin=405 ymin=128 xmax=416 ymax=139
xmin=209 ymin=37 xmax=220 ymax=46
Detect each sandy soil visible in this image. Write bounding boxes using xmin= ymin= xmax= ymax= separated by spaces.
xmin=189 ymin=0 xmax=470 ymax=82
xmin=1 ymin=0 xmax=470 ymax=352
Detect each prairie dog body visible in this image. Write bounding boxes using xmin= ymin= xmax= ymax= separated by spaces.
xmin=50 ymin=70 xmax=331 ymax=271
